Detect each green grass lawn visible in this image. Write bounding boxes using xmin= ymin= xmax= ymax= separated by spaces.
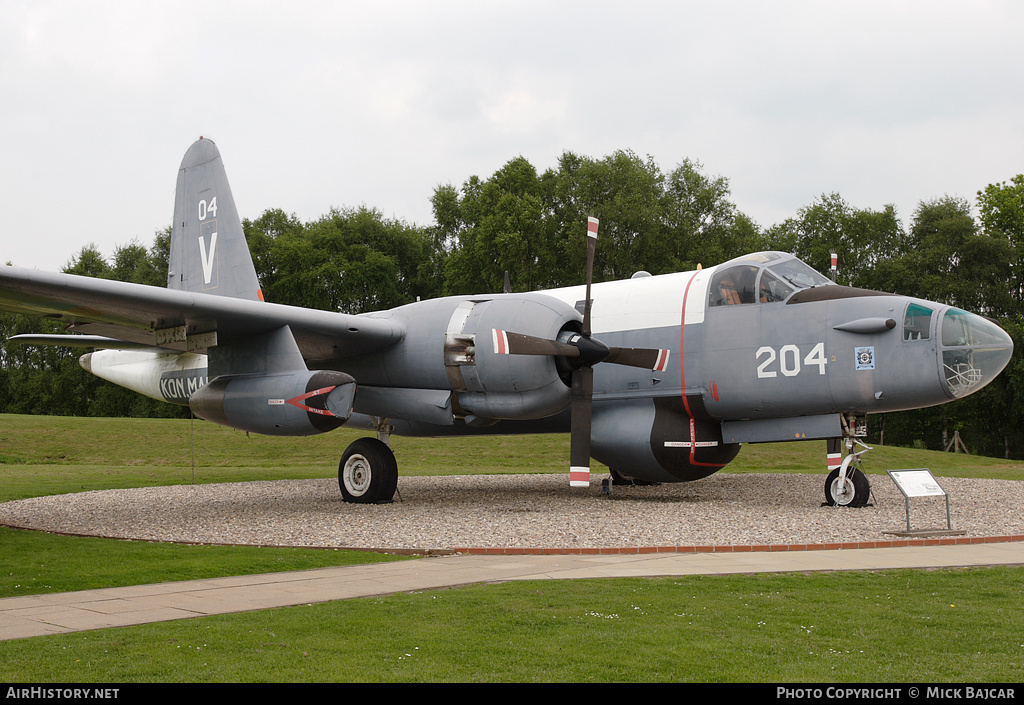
xmin=2 ymin=413 xmax=1023 ymax=682
xmin=3 ymin=568 xmax=1022 ymax=683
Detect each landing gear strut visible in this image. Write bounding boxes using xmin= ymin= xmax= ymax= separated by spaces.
xmin=824 ymin=415 xmax=873 ymax=508
xmin=601 ymin=468 xmax=661 ymax=495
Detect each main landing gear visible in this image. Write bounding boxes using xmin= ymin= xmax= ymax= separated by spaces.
xmin=338 ymin=418 xmax=398 ymax=504
xmin=601 ymin=468 xmax=661 ymax=494
xmin=824 ymin=416 xmax=873 ymax=508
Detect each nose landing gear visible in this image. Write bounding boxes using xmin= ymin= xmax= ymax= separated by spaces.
xmin=824 ymin=416 xmax=873 ymax=508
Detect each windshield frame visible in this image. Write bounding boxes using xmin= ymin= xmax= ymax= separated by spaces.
xmin=708 ymin=252 xmax=833 ymax=307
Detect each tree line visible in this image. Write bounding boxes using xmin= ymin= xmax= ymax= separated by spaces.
xmin=2 ymin=151 xmax=1022 ymax=459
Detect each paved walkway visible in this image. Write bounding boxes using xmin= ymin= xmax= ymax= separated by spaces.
xmin=2 ymin=540 xmax=1023 ymax=641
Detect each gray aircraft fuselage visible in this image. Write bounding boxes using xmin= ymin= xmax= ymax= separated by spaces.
xmin=80 ymin=250 xmax=1010 ymax=485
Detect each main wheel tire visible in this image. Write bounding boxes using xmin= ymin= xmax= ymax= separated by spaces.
xmin=338 ymin=438 xmax=398 ymax=504
xmin=824 ymin=467 xmax=870 ymax=507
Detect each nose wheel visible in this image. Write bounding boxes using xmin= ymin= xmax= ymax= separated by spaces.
xmin=825 ymin=464 xmax=870 ymax=507
xmin=824 ymin=432 xmax=872 ymax=507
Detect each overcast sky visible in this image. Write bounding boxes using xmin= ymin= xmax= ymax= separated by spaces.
xmin=3 ymin=0 xmax=1022 ymax=273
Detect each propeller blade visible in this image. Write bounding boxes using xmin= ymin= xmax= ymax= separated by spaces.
xmin=493 ymin=328 xmax=670 ymax=372
xmin=492 ymin=329 xmax=580 ymax=358
xmin=583 ymin=217 xmax=598 ymax=337
xmin=569 ymin=366 xmax=593 ymax=487
xmin=496 ymin=217 xmax=662 ymax=488
xmin=605 ymin=346 xmax=672 ymax=372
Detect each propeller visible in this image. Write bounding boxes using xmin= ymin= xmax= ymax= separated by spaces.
xmin=491 ymin=217 xmax=671 ymax=487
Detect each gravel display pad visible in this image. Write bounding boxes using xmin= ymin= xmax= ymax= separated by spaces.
xmin=2 ymin=473 xmax=1022 ymax=551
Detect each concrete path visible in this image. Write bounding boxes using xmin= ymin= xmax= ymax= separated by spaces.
xmin=2 ymin=541 xmax=1023 ymax=641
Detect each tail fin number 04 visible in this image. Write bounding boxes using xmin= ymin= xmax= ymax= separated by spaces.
xmin=198 ymin=197 xmax=218 ymax=221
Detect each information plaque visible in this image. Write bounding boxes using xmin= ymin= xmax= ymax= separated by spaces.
xmin=886 ymin=469 xmax=957 ymax=535
xmin=889 ymin=470 xmax=946 ymax=497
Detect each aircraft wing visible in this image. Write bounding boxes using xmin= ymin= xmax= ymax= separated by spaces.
xmin=0 ymin=266 xmax=404 ymax=360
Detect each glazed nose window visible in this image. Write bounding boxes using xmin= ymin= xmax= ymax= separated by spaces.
xmin=939 ymin=308 xmax=1014 ymax=398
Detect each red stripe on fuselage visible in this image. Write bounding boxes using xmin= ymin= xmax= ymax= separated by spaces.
xmin=679 ymin=271 xmax=728 ymax=469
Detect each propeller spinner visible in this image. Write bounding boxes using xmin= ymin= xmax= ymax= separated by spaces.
xmin=492 ymin=217 xmax=671 ymax=487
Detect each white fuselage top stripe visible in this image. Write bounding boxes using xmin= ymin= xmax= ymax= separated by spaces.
xmin=539 ymin=267 xmax=712 ymax=334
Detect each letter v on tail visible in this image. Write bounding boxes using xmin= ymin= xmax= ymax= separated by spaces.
xmin=199 ymin=231 xmax=218 ymax=285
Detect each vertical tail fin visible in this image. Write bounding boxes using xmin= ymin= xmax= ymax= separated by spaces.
xmin=168 ymin=138 xmax=263 ymax=301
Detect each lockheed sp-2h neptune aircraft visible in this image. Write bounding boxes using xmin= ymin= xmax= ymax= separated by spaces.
xmin=0 ymin=139 xmax=1014 ymax=507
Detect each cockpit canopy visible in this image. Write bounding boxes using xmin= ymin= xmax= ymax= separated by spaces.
xmin=709 ymin=252 xmax=833 ymax=307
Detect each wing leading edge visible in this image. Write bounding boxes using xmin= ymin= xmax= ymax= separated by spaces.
xmin=0 ymin=266 xmax=404 ymax=360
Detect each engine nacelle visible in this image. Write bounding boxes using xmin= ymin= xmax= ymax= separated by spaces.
xmin=592 ymin=397 xmax=741 ymax=483
xmin=342 ymin=293 xmax=580 ymax=423
xmin=189 ymin=370 xmax=357 ymax=436
xmin=447 ymin=295 xmax=578 ymax=421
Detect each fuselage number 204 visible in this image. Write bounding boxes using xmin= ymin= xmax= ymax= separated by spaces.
xmin=756 ymin=343 xmax=827 ymax=378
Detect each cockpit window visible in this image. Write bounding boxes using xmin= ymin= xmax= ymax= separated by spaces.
xmin=708 ymin=253 xmax=832 ymax=307
xmin=767 ymin=259 xmax=832 ymax=289
xmin=904 ymin=303 xmax=933 ymax=341
xmin=758 ymin=270 xmax=794 ymax=303
xmin=709 ymin=265 xmax=758 ymax=307
xmin=730 ymin=251 xmax=784 ymax=265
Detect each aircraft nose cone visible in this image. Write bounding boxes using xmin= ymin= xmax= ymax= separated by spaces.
xmin=939 ymin=309 xmax=1014 ymax=399
xmin=79 ymin=352 xmax=93 ymax=374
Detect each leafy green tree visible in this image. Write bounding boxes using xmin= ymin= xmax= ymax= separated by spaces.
xmin=552 ymin=150 xmax=669 ymax=283
xmin=977 ymin=175 xmax=1024 ymax=307
xmin=436 ymin=157 xmax=559 ymax=295
xmin=62 ymin=232 xmax=170 ymax=287
xmin=767 ymin=193 xmax=907 ymax=289
xmin=899 ymin=197 xmax=1014 ymax=318
xmin=109 ymin=232 xmax=170 ymax=287
xmin=243 ymin=208 xmax=304 ymax=293
xmin=434 ymin=150 xmax=762 ymax=294
xmin=973 ymin=177 xmax=1024 ymax=457
xmin=663 ymin=158 xmax=757 ymax=269
xmin=245 ymin=207 xmax=436 ymax=313
xmin=0 ymin=311 xmax=66 ymax=413
xmin=64 ymin=244 xmax=111 ymax=278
